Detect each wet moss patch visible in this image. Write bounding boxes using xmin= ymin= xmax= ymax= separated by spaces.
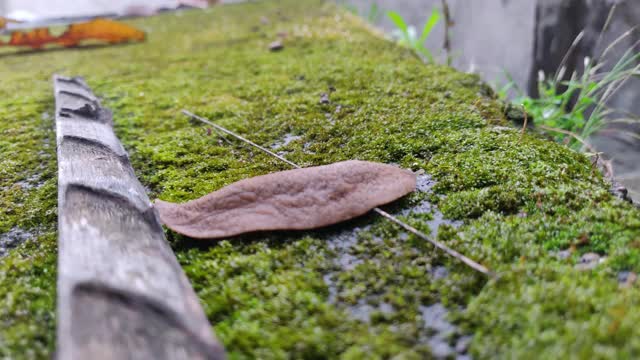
xmin=1 ymin=0 xmax=639 ymax=358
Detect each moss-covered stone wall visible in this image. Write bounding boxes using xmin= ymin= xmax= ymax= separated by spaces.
xmin=1 ymin=0 xmax=640 ymax=358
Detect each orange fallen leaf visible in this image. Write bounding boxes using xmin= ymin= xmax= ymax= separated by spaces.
xmin=8 ymin=28 xmax=57 ymax=49
xmin=0 ymin=18 xmax=145 ymax=49
xmin=57 ymin=18 xmax=146 ymax=47
xmin=155 ymin=160 xmax=417 ymax=239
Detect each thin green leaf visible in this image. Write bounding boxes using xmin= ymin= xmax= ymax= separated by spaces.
xmin=419 ymin=7 xmax=441 ymax=44
xmin=368 ymin=3 xmax=380 ymax=23
xmin=417 ymin=45 xmax=435 ymax=64
xmin=387 ymin=11 xmax=409 ymax=36
xmin=344 ymin=4 xmax=358 ymax=15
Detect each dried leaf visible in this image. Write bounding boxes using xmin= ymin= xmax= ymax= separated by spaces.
xmin=8 ymin=28 xmax=57 ymax=49
xmin=0 ymin=18 xmax=145 ymax=49
xmin=57 ymin=19 xmax=146 ymax=47
xmin=155 ymin=160 xmax=416 ymax=239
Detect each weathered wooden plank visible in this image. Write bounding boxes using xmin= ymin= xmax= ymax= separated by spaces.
xmin=53 ymin=75 xmax=225 ymax=360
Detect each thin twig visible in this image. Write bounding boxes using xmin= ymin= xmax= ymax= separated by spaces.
xmin=208 ymin=126 xmax=235 ymax=146
xmin=440 ymin=0 xmax=453 ymax=66
xmin=182 ymin=110 xmax=301 ymax=169
xmin=372 ymin=207 xmax=492 ymax=275
xmin=183 ymin=109 xmax=494 ymax=277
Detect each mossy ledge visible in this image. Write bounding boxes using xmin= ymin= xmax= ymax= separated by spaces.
xmin=1 ymin=1 xmax=639 ymax=358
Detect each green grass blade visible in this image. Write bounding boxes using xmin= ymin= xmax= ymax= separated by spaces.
xmin=368 ymin=3 xmax=380 ymax=23
xmin=419 ymin=7 xmax=441 ymax=44
xmin=418 ymin=45 xmax=436 ymax=64
xmin=387 ymin=11 xmax=409 ymax=36
xmin=501 ymin=70 xmax=525 ymax=97
xmin=343 ymin=4 xmax=359 ymax=15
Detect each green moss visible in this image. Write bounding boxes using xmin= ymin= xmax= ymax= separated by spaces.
xmin=463 ymin=264 xmax=640 ymax=358
xmin=1 ymin=0 xmax=639 ymax=358
xmin=0 ymin=67 xmax=58 ymax=359
xmin=0 ymin=234 xmax=57 ymax=358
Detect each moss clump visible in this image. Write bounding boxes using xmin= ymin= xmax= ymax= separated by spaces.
xmin=463 ymin=264 xmax=640 ymax=358
xmin=0 ymin=234 xmax=57 ymax=358
xmin=0 ymin=72 xmax=58 ymax=359
xmin=1 ymin=0 xmax=640 ymax=358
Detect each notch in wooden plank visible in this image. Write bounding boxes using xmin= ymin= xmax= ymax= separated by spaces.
xmin=53 ymin=75 xmax=226 ymax=360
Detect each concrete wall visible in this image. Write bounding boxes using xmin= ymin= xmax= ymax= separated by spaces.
xmin=348 ymin=0 xmax=640 ymax=199
xmin=348 ymin=0 xmax=536 ymax=94
xmin=349 ymin=0 xmax=638 ymax=110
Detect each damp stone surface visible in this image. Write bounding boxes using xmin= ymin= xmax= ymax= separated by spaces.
xmin=1 ymin=0 xmax=640 ymax=358
xmin=0 ymin=227 xmax=35 ymax=258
